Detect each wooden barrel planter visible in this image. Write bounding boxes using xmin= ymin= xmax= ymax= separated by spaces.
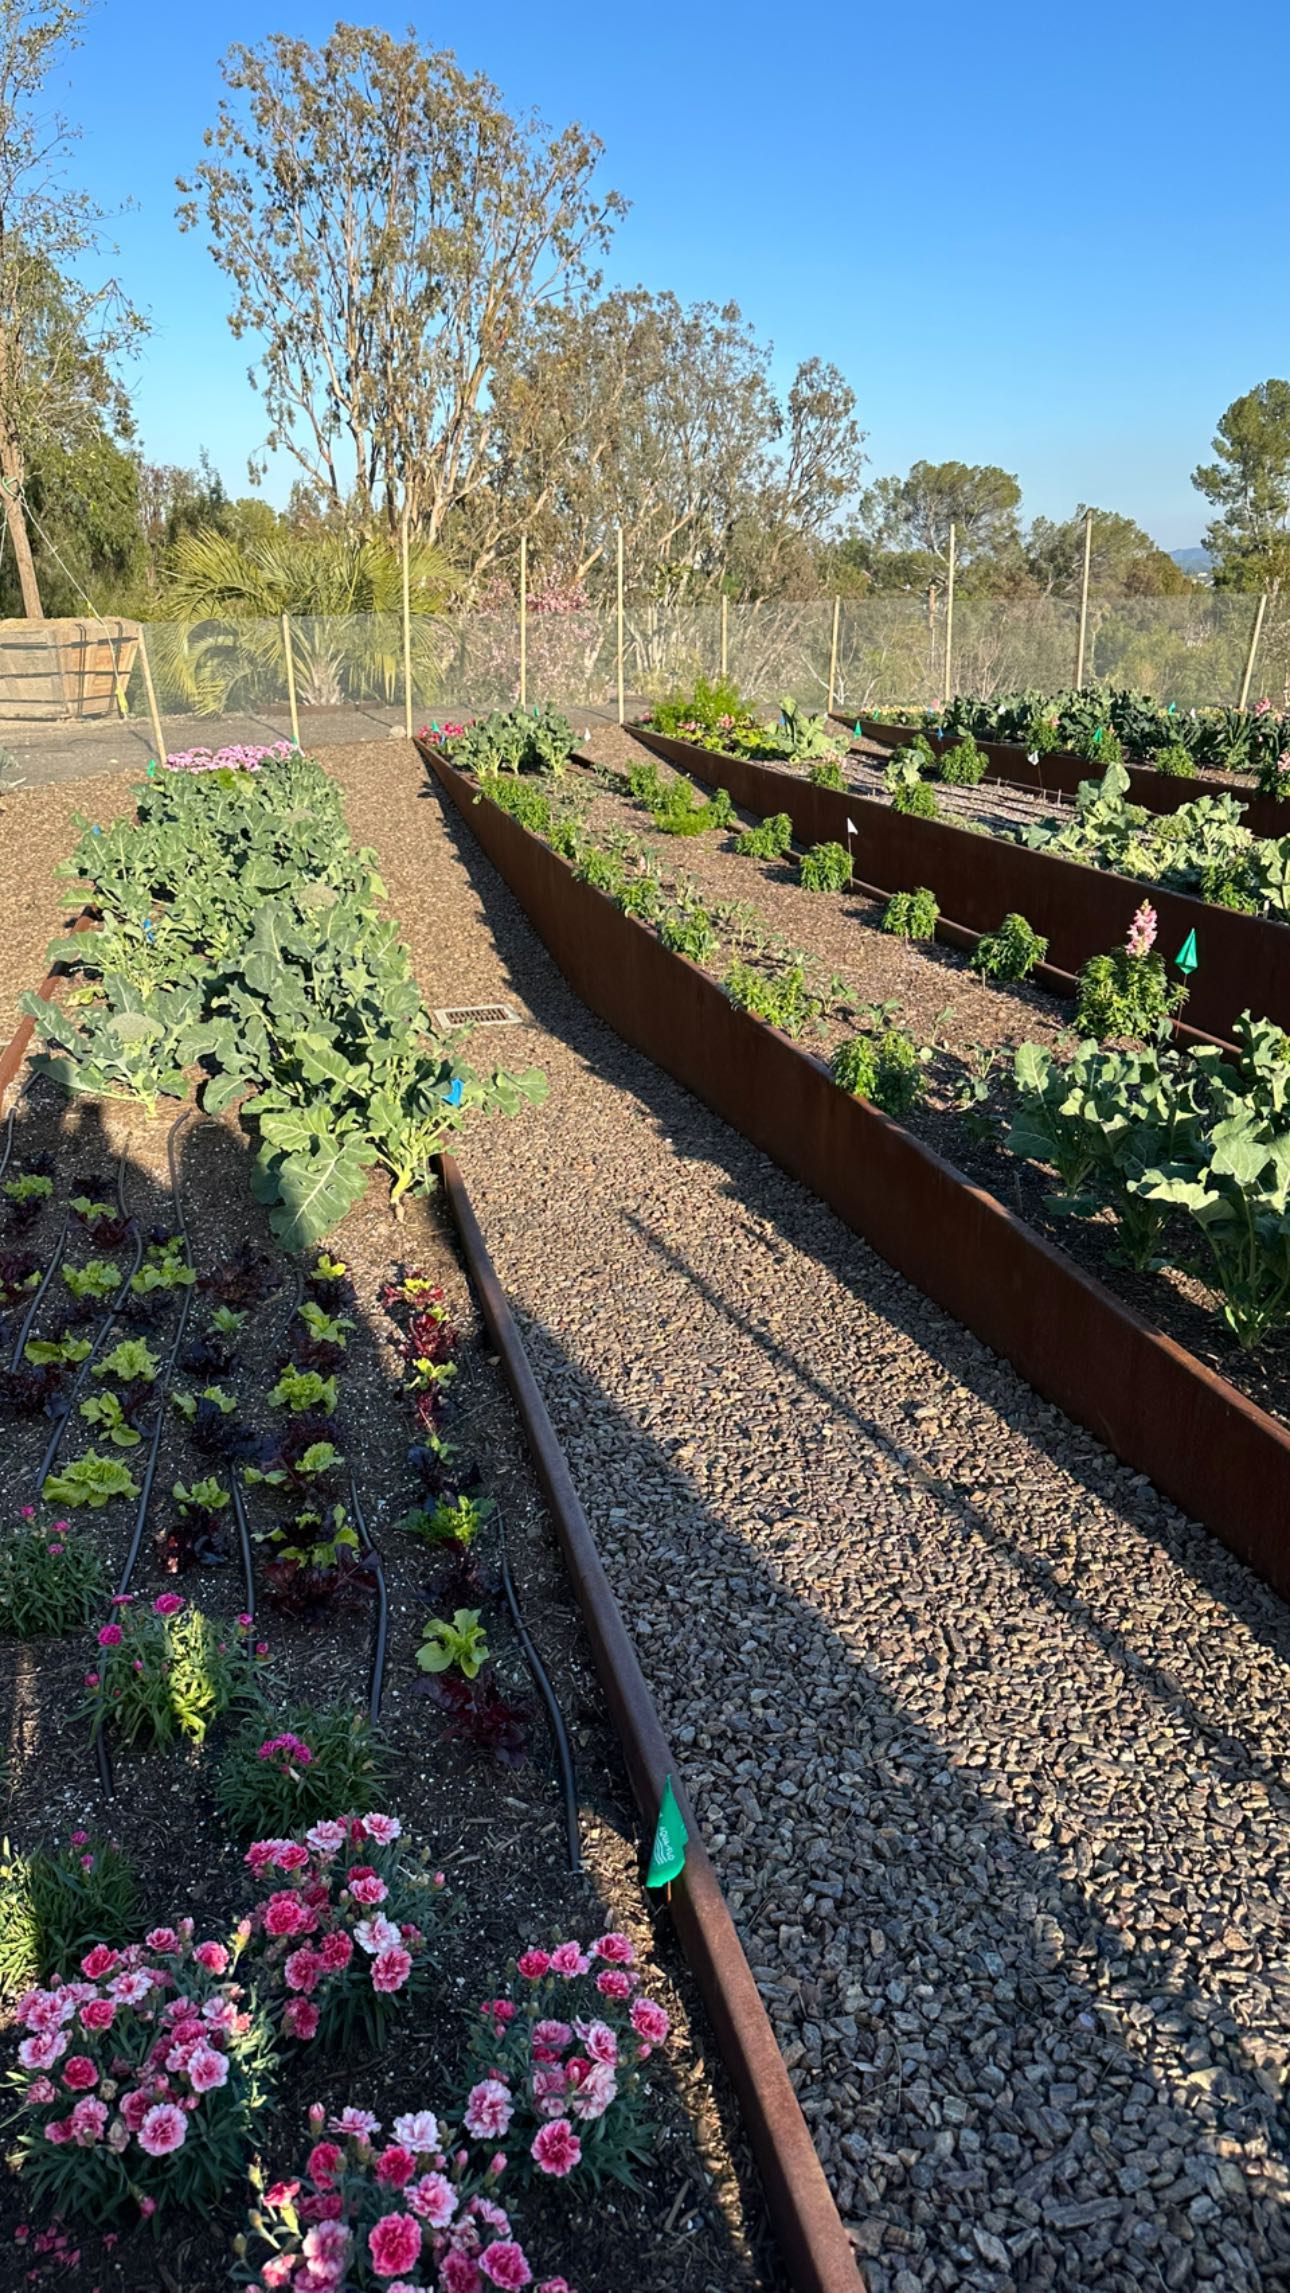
xmin=0 ymin=617 xmax=139 ymax=720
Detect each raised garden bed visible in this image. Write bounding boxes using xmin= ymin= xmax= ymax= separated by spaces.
xmin=422 ymin=738 xmax=1290 ymax=1607
xmin=630 ymin=726 xmax=1290 ymax=1050
xmin=836 ymin=714 xmax=1290 ymax=838
xmin=0 ymin=747 xmax=863 ymax=2293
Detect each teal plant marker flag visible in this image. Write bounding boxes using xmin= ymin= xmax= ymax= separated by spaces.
xmin=646 ymin=1775 xmax=688 ymax=1888
xmin=1175 ymin=928 xmax=1199 ymax=975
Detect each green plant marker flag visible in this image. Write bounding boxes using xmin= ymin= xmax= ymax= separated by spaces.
xmin=854 ymin=721 xmax=862 ymax=737
xmin=1092 ymin=727 xmax=1103 ymax=746
xmin=646 ymin=1775 xmax=688 ymax=1888
xmin=1175 ymin=928 xmax=1199 ymax=974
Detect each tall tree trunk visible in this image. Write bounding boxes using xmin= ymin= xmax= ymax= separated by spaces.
xmin=0 ymin=430 xmax=43 ymax=618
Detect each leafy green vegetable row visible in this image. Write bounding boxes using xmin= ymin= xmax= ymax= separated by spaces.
xmin=21 ymin=755 xmax=546 ymax=1249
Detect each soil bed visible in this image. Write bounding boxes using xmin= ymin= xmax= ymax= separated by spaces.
xmin=0 ymin=904 xmax=778 ymax=2290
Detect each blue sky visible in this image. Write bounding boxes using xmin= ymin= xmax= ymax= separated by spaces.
xmin=63 ymin=0 xmax=1290 ymax=549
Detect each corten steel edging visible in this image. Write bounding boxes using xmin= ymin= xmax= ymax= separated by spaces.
xmin=426 ymin=744 xmax=1290 ymax=1604
xmin=631 ymin=727 xmax=1290 ymax=1047
xmin=832 ymin=714 xmax=1290 ymax=839
xmin=0 ymin=911 xmax=99 ymax=1107
xmin=435 ymin=1153 xmax=865 ymax=2293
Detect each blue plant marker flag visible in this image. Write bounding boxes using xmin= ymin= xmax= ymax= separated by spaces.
xmin=443 ymin=1078 xmax=464 ymax=1106
xmin=1175 ymin=929 xmax=1199 ymax=975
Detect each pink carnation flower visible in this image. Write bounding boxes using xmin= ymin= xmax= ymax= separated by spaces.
xmin=516 ymin=1948 xmax=550 ymax=1981
xmin=372 ymin=1946 xmax=413 ymax=1994
xmin=285 ymin=1947 xmax=322 ymax=1995
xmin=630 ymin=1997 xmax=670 ymax=2046
xmin=367 ymin=2211 xmax=422 ymax=2278
xmin=61 ymin=2055 xmax=97 ymax=2091
xmin=480 ymin=2243 xmax=533 ymax=2289
xmin=360 ymin=1812 xmax=402 ymax=1844
xmin=69 ymin=2095 xmax=108 ymax=2145
xmin=186 ymin=2045 xmax=229 ymax=2093
xmin=532 ymin=2019 xmax=571 ymax=2054
xmin=578 ymin=2019 xmax=618 ymax=2066
xmin=138 ymin=2102 xmax=188 ymax=2156
xmin=346 ymin=1865 xmax=388 ymax=1906
xmin=97 ymin=1623 xmax=123 ymax=1646
xmin=393 ymin=2111 xmax=440 ymax=2154
xmin=153 ymin=1593 xmax=184 ymax=1616
xmin=407 ymin=2170 xmax=456 ymax=2226
xmin=548 ymin=1942 xmax=589 ymax=1978
xmin=145 ymin=1926 xmax=179 ymax=1953
xmin=464 ymin=2079 xmax=513 ymax=2141
xmin=376 ymin=2143 xmax=417 ymax=2188
xmin=320 ymin=1931 xmax=354 ymax=1973
xmin=530 ymin=2118 xmax=581 ymax=2177
xmin=80 ymin=1945 xmax=118 ymax=1980
xmin=194 ymin=1941 xmax=229 ymax=1974
xmin=592 ymin=1932 xmax=634 ymax=1965
xmin=284 ymin=1997 xmax=320 ymax=2040
xmin=329 ymin=2106 xmax=381 ymax=2139
xmin=306 ymin=1819 xmax=348 ymax=1854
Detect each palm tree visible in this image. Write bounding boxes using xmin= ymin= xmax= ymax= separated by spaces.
xmin=145 ymin=528 xmax=461 ymax=715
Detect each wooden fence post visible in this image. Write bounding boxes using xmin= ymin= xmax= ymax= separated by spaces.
xmin=519 ymin=534 xmax=528 ymax=708
xmin=135 ymin=628 xmax=167 ymax=766
xmin=281 ymin=613 xmax=301 ymax=747
xmin=1237 ymin=592 xmax=1269 ymax=709
xmin=400 ymin=511 xmax=413 ymax=738
xmin=943 ymin=525 xmax=956 ymax=707
xmin=826 ymin=595 xmax=841 ymax=712
xmin=720 ymin=593 xmax=728 ymax=681
xmin=616 ymin=525 xmax=625 ymax=725
xmin=1074 ymin=508 xmax=1094 ymax=687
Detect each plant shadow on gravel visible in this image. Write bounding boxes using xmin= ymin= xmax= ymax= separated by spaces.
xmin=421 ymin=775 xmax=1290 ymax=2293
xmin=0 ymin=1079 xmax=781 ymax=2293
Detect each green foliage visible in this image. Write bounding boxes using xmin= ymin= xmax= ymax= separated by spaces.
xmin=650 ymin=676 xmax=751 ymax=739
xmin=269 ymin=1366 xmax=338 ymax=1415
xmin=1075 ymin=948 xmax=1188 ymax=1041
xmin=1154 ymin=742 xmax=1197 ymax=778
xmin=1009 ymin=1037 xmax=1206 ymax=1272
xmin=0 ymin=1520 xmax=107 ymax=1637
xmin=173 ymin=1476 xmax=230 ymax=1515
xmin=485 ymin=776 xmax=554 ymax=835
xmin=92 ymin=1337 xmax=159 ymax=1384
xmin=84 ymin=1600 xmax=249 ymax=1748
xmin=416 ymin=1607 xmax=490 ymax=1678
xmin=809 ymin=759 xmax=845 ymax=790
xmin=400 ymin=1493 xmax=493 ymax=1547
xmin=215 ymin=1702 xmax=392 ymax=1836
xmin=42 ymin=1449 xmax=141 ymax=1510
xmin=1019 ymin=759 xmax=1290 ymax=920
xmin=618 ymin=873 xmax=662 ymax=923
xmin=172 ymin=1383 xmax=238 ymax=1420
xmin=734 ymin=812 xmax=793 ymax=860
xmin=130 ymin=1238 xmax=196 ymax=1299
xmin=61 ymin=1258 xmax=118 ymax=1304
xmin=3 ymin=1172 xmax=52 ymax=1206
xmin=647 ymin=773 xmax=733 ymax=837
xmin=724 ymin=958 xmax=821 ymax=1038
xmin=884 ymin=748 xmax=940 ymax=817
xmin=450 ymin=704 xmax=572 ymax=778
xmin=658 ymin=904 xmax=718 ymax=963
xmin=830 ymin=1027 xmax=923 ymax=1117
xmin=0 ymin=1835 xmax=137 ymax=1997
xmin=77 ymin=1389 xmax=142 ymax=1448
xmin=882 ymin=886 xmax=939 ymax=940
xmin=937 ymin=733 xmax=987 ymax=786
xmin=970 ymin=912 xmax=1048 ymax=982
xmin=574 ymin=845 xmax=626 ymax=897
xmin=798 ymin=840 xmax=853 ymax=893
xmin=297 ymin=1298 xmax=352 ymax=1349
xmin=24 ymin=1332 xmax=92 ymax=1368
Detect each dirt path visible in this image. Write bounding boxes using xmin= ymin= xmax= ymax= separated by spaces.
xmin=326 ymin=739 xmax=1290 ymax=2293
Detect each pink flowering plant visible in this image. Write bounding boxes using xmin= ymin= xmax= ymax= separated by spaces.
xmin=0 ymin=1509 xmax=106 ymax=1637
xmin=80 ymin=1594 xmax=260 ymax=1747
xmin=239 ymin=2102 xmax=578 ymax=2293
xmin=164 ymin=742 xmax=297 ymax=775
xmin=8 ymin=1926 xmax=276 ymax=2221
xmin=240 ymin=1815 xmax=450 ymax=2050
xmin=1074 ymin=901 xmax=1187 ymax=1043
xmin=215 ymin=1703 xmax=392 ymax=1837
xmin=463 ymin=1936 xmax=670 ymax=2189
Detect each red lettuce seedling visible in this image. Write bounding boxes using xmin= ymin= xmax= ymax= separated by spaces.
xmin=423 ymin=1671 xmax=531 ymax=1769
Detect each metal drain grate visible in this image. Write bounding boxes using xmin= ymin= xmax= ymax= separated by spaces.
xmin=432 ymin=1002 xmax=523 ymax=1029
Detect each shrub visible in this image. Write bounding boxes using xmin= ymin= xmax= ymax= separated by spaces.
xmin=830 ymin=1029 xmax=922 ymax=1118
xmin=83 ymin=1596 xmax=256 ymax=1748
xmin=487 ymin=778 xmax=554 ymax=836
xmin=1074 ymin=723 xmax=1123 ymax=764
xmin=938 ymin=734 xmax=987 ymax=787
xmin=882 ymin=887 xmax=939 ymax=940
xmin=465 ymin=1932 xmax=671 ymax=2189
xmin=734 ymin=812 xmax=793 ymax=860
xmin=1075 ymin=903 xmax=1188 ymax=1040
xmin=0 ymin=1833 xmax=137 ymax=1996
xmin=239 ymin=1816 xmax=450 ymax=2050
xmin=8 ymin=1935 xmax=276 ymax=2221
xmin=891 ymin=776 xmax=939 ymax=818
xmin=658 ymin=905 xmax=717 ymax=963
xmin=618 ymin=874 xmax=662 ymax=923
xmin=724 ymin=958 xmax=820 ymax=1037
xmin=216 ymin=1703 xmax=392 ymax=1837
xmin=970 ymin=912 xmax=1049 ymax=982
xmin=649 ymin=776 xmax=732 ymax=836
xmin=574 ymin=846 xmax=626 ymax=898
xmin=798 ymin=841 xmax=852 ymax=893
xmin=1154 ymin=742 xmax=1197 ymax=779
xmin=809 ymin=758 xmax=845 ymax=790
xmin=651 ymin=674 xmax=750 ymax=739
xmin=0 ymin=1514 xmax=107 ymax=1636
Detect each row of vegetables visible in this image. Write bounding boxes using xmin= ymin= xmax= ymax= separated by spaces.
xmin=430 ymin=706 xmax=1290 ymax=1362
xmin=872 ymin=685 xmax=1290 ymax=792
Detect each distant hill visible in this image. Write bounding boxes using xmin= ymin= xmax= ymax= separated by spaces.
xmin=1171 ymin=546 xmax=1212 ymax=575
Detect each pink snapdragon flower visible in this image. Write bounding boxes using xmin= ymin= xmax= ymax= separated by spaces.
xmin=1125 ymin=900 xmax=1158 ymax=959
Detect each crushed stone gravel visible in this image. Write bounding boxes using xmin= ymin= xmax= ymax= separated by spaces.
xmin=324 ymin=739 xmax=1290 ymax=2293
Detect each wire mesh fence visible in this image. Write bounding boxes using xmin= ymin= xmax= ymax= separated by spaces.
xmin=2 ymin=592 xmax=1289 ymax=777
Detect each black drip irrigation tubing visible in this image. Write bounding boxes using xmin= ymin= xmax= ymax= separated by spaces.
xmin=347 ymin=1472 xmax=389 ymax=1727
xmin=93 ymin=1110 xmax=202 ymax=1799
xmin=30 ymin=1152 xmax=142 ymax=1479
xmin=497 ymin=1507 xmax=583 ymax=1876
xmin=8 ymin=1211 xmax=72 ymax=1369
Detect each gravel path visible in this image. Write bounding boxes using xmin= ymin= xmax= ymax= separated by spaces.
xmin=329 ymin=740 xmax=1290 ymax=2293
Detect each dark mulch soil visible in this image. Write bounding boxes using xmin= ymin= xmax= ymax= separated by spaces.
xmin=0 ymin=773 xmax=138 ymax=1038
xmin=0 ymin=1033 xmax=778 ymax=2282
